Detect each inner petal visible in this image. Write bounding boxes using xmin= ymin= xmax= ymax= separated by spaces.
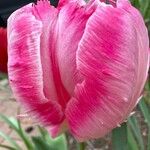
xmin=32 ymin=1 xmax=70 ymax=109
xmin=56 ymin=0 xmax=97 ymax=97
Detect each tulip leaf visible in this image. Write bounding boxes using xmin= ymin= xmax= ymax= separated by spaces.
xmin=32 ymin=134 xmax=67 ymax=150
xmin=142 ymin=0 xmax=150 ymax=18
xmin=0 ymin=131 xmax=21 ymax=150
xmin=138 ymin=99 xmax=150 ymax=126
xmin=127 ymin=127 xmax=139 ymax=150
xmin=0 ymin=115 xmax=19 ymax=131
xmin=0 ymin=144 xmax=17 ymax=150
xmin=138 ymin=99 xmax=150 ymax=150
xmin=38 ymin=126 xmax=67 ymax=150
xmin=112 ymin=122 xmax=128 ymax=150
xmin=130 ymin=0 xmax=140 ymax=9
xmin=0 ymin=115 xmax=34 ymax=150
xmin=128 ymin=115 xmax=144 ymax=150
xmin=32 ymin=136 xmax=52 ymax=150
xmin=16 ymin=118 xmax=34 ymax=150
xmin=47 ymin=134 xmax=67 ymax=150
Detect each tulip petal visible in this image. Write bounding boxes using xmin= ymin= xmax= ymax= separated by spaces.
xmin=58 ymin=0 xmax=86 ymax=8
xmin=8 ymin=3 xmax=64 ymax=126
xmin=117 ymin=0 xmax=149 ymax=110
xmin=56 ymin=0 xmax=97 ymax=96
xmin=66 ymin=2 xmax=149 ymax=141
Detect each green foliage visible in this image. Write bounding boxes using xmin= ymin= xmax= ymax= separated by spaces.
xmin=32 ymin=135 xmax=67 ymax=150
xmin=0 ymin=131 xmax=22 ymax=150
xmin=128 ymin=115 xmax=144 ymax=150
xmin=112 ymin=99 xmax=150 ymax=150
xmin=0 ymin=115 xmax=34 ymax=150
xmin=0 ymin=115 xmax=67 ymax=150
xmin=127 ymin=127 xmax=139 ymax=150
xmin=112 ymin=123 xmax=128 ymax=150
xmin=139 ymin=99 xmax=150 ymax=150
xmin=33 ymin=126 xmax=67 ymax=150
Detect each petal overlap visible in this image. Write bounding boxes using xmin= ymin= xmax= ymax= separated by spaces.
xmin=56 ymin=0 xmax=97 ymax=96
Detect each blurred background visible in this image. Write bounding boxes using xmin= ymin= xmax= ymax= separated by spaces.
xmin=0 ymin=0 xmax=150 ymax=150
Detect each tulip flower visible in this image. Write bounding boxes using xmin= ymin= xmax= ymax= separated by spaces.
xmin=0 ymin=27 xmax=7 ymax=73
xmin=8 ymin=0 xmax=149 ymax=141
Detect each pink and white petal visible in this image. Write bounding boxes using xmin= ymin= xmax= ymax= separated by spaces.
xmin=8 ymin=4 xmax=64 ymax=126
xmin=117 ymin=0 xmax=149 ymax=111
xmin=31 ymin=1 xmax=70 ymax=110
xmin=58 ymin=0 xmax=86 ymax=9
xmin=56 ymin=1 xmax=97 ymax=96
xmin=66 ymin=3 xmax=148 ymax=141
xmin=31 ymin=0 xmax=61 ymax=103
xmin=58 ymin=0 xmax=69 ymax=8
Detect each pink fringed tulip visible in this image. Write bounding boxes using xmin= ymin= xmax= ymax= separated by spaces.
xmin=8 ymin=0 xmax=149 ymax=141
xmin=0 ymin=27 xmax=7 ymax=73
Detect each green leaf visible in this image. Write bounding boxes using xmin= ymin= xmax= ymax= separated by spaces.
xmin=0 ymin=115 xmax=19 ymax=132
xmin=49 ymin=134 xmax=67 ymax=150
xmin=37 ymin=126 xmax=49 ymax=141
xmin=143 ymin=0 xmax=150 ymax=18
xmin=138 ymin=99 xmax=150 ymax=126
xmin=35 ymin=127 xmax=67 ymax=150
xmin=32 ymin=136 xmax=52 ymax=150
xmin=17 ymin=119 xmax=34 ymax=150
xmin=112 ymin=122 xmax=128 ymax=150
xmin=32 ymin=134 xmax=67 ymax=150
xmin=0 ymin=115 xmax=34 ymax=150
xmin=0 ymin=144 xmax=17 ymax=150
xmin=128 ymin=116 xmax=144 ymax=150
xmin=0 ymin=131 xmax=21 ymax=150
xmin=130 ymin=0 xmax=140 ymax=9
xmin=127 ymin=127 xmax=139 ymax=150
xmin=138 ymin=99 xmax=150 ymax=150
xmin=38 ymin=126 xmax=67 ymax=150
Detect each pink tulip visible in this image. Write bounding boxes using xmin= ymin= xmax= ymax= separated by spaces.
xmin=8 ymin=0 xmax=149 ymax=141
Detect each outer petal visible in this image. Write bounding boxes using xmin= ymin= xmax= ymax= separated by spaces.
xmin=66 ymin=2 xmax=149 ymax=141
xmin=117 ymin=0 xmax=149 ymax=111
xmin=0 ymin=28 xmax=7 ymax=73
xmin=8 ymin=3 xmax=64 ymax=126
xmin=56 ymin=0 xmax=97 ymax=96
xmin=31 ymin=1 xmax=62 ymax=106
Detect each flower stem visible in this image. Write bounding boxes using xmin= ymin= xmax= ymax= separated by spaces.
xmin=78 ymin=142 xmax=86 ymax=150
